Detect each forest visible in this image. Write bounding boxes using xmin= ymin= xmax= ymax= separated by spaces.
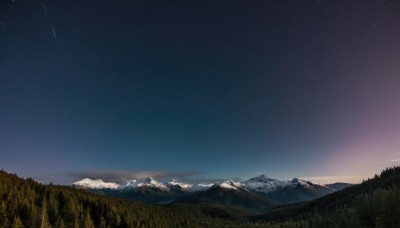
xmin=1 ymin=167 xmax=400 ymax=227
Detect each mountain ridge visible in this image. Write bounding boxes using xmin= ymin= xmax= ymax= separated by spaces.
xmin=71 ymin=174 xmax=352 ymax=206
xmin=71 ymin=174 xmax=349 ymax=192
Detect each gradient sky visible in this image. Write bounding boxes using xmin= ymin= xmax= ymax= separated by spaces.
xmin=1 ymin=0 xmax=400 ymax=184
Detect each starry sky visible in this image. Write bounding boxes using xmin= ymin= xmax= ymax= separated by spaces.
xmin=1 ymin=0 xmax=400 ymax=184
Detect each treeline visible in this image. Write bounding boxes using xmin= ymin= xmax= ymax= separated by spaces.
xmin=255 ymin=166 xmax=400 ymax=227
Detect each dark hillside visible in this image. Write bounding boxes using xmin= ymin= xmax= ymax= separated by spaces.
xmin=253 ymin=166 xmax=400 ymax=227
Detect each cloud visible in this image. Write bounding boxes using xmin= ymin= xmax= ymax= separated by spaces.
xmin=299 ymin=175 xmax=363 ymax=184
xmin=380 ymin=159 xmax=400 ymax=164
xmin=67 ymin=169 xmax=200 ymax=183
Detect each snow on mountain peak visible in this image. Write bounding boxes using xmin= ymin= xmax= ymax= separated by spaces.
xmin=291 ymin=177 xmax=301 ymax=183
xmin=71 ymin=174 xmax=336 ymax=193
xmin=289 ymin=178 xmax=316 ymax=187
xmin=123 ymin=179 xmax=137 ymax=185
xmin=72 ymin=178 xmax=119 ymax=189
xmin=136 ymin=177 xmax=167 ymax=189
xmin=244 ymin=176 xmax=288 ymax=193
xmin=167 ymin=179 xmax=193 ymax=189
xmin=218 ymin=182 xmax=237 ymax=190
xmin=211 ymin=180 xmax=244 ymax=191
xmin=224 ymin=180 xmax=242 ymax=187
xmin=190 ymin=183 xmax=214 ymax=191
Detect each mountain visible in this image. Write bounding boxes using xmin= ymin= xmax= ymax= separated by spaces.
xmin=243 ymin=175 xmax=335 ymax=203
xmin=174 ymin=180 xmax=279 ymax=211
xmin=71 ymin=175 xmax=347 ymax=205
xmin=120 ymin=177 xmax=169 ymax=190
xmin=117 ymin=178 xmax=193 ymax=204
xmin=210 ymin=180 xmax=247 ymax=191
xmin=261 ymin=177 xmax=334 ymax=203
xmin=72 ymin=177 xmax=196 ymax=204
xmin=166 ymin=179 xmax=193 ymax=192
xmin=72 ymin=177 xmax=193 ymax=191
xmin=72 ymin=178 xmax=119 ymax=189
xmin=173 ymin=177 xmax=336 ymax=210
xmin=325 ymin=182 xmax=352 ymax=191
xmin=243 ymin=175 xmax=288 ymax=193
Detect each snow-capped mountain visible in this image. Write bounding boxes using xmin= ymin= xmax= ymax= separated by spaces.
xmin=166 ymin=179 xmax=193 ymax=190
xmin=240 ymin=175 xmax=336 ymax=203
xmin=71 ymin=175 xmax=341 ymax=193
xmin=72 ymin=177 xmax=215 ymax=192
xmin=71 ymin=174 xmax=351 ymax=205
xmin=72 ymin=178 xmax=119 ymax=189
xmin=243 ymin=175 xmax=289 ymax=193
xmin=175 ymin=180 xmax=278 ymax=210
xmin=243 ymin=175 xmax=332 ymax=193
xmin=120 ymin=177 xmax=168 ymax=190
xmin=210 ymin=180 xmax=247 ymax=191
xmin=190 ymin=183 xmax=214 ymax=191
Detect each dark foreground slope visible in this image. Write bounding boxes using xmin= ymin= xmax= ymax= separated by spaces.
xmin=252 ymin=166 xmax=400 ymax=227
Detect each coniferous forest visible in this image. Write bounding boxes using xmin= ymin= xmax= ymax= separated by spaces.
xmin=1 ymin=167 xmax=400 ymax=227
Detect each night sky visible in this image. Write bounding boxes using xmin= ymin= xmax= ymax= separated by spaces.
xmin=1 ymin=0 xmax=400 ymax=184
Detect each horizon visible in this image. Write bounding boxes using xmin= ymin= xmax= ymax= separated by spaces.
xmin=1 ymin=0 xmax=400 ymax=186
xmin=2 ymin=166 xmax=373 ymax=185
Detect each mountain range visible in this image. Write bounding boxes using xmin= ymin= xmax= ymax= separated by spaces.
xmin=2 ymin=167 xmax=399 ymax=227
xmin=71 ymin=174 xmax=352 ymax=209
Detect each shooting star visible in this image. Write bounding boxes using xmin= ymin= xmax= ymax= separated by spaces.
xmin=43 ymin=4 xmax=56 ymax=39
xmin=51 ymin=25 xmax=57 ymax=39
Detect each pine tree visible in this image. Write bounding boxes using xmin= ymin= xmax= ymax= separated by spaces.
xmin=0 ymin=201 xmax=9 ymax=227
xmin=83 ymin=209 xmax=95 ymax=228
xmin=99 ymin=217 xmax=107 ymax=228
xmin=39 ymin=196 xmax=51 ymax=228
xmin=56 ymin=217 xmax=66 ymax=228
xmin=11 ymin=216 xmax=23 ymax=228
